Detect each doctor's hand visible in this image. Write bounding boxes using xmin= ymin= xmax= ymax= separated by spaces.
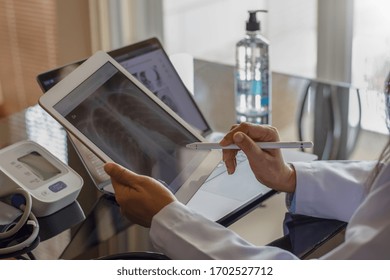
xmin=220 ymin=123 xmax=296 ymax=193
xmin=104 ymin=162 xmax=176 ymax=227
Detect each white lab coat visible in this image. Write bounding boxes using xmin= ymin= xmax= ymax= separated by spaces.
xmin=150 ymin=161 xmax=390 ymax=259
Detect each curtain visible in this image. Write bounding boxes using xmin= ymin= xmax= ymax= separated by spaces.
xmin=0 ymin=0 xmax=93 ymax=117
xmin=0 ymin=0 xmax=58 ymax=116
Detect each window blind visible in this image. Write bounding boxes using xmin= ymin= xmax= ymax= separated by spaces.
xmin=0 ymin=0 xmax=58 ymax=116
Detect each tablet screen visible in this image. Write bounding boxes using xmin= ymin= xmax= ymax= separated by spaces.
xmin=53 ymin=62 xmax=210 ymax=194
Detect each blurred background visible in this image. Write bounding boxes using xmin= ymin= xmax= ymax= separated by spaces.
xmin=1 ymin=0 xmax=389 ymax=134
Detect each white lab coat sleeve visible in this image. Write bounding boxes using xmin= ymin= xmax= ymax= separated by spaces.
xmin=291 ymin=161 xmax=377 ymax=222
xmin=322 ymin=178 xmax=390 ymax=259
xmin=150 ymin=201 xmax=299 ymax=260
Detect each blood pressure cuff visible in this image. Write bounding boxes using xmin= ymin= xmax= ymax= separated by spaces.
xmin=0 ymin=201 xmax=39 ymax=259
xmin=0 ymin=225 xmax=40 ymax=259
xmin=0 ymin=201 xmax=22 ymax=230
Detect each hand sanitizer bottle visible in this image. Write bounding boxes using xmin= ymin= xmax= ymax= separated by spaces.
xmin=235 ymin=10 xmax=271 ymax=124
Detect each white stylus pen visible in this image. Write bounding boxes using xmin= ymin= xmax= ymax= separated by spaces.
xmin=186 ymin=141 xmax=313 ymax=150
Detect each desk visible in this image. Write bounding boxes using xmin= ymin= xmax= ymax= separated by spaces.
xmin=1 ymin=60 xmax=387 ymax=259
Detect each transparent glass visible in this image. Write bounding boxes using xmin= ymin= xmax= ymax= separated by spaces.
xmin=235 ymin=31 xmax=270 ymax=124
xmin=352 ymin=0 xmax=390 ymax=134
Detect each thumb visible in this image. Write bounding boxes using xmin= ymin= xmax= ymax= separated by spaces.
xmin=104 ymin=162 xmax=139 ymax=186
xmin=233 ymin=132 xmax=263 ymax=158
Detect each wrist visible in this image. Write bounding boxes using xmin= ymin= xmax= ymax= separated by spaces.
xmin=282 ymin=163 xmax=297 ymax=193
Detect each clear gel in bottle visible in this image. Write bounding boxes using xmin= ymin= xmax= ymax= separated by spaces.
xmin=235 ymin=10 xmax=271 ymax=124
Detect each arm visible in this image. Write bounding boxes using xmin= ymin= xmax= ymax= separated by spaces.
xmin=220 ymin=123 xmax=376 ymax=222
xmin=292 ymin=160 xmax=376 ymax=222
xmin=150 ymin=201 xmax=299 ymax=260
xmin=154 ymin=162 xmax=389 ymax=260
xmin=104 ymin=162 xmax=299 ymax=259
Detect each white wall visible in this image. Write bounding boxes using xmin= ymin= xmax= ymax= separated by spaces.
xmin=268 ymin=0 xmax=317 ymax=77
xmin=163 ymin=0 xmax=267 ymax=65
xmin=162 ymin=0 xmax=317 ymax=78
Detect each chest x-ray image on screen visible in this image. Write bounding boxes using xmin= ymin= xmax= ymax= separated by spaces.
xmin=54 ymin=62 xmax=210 ymax=194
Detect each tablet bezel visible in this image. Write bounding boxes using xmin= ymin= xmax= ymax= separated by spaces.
xmin=38 ymin=50 xmax=221 ymax=203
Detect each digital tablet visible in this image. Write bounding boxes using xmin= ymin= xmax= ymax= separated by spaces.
xmin=39 ymin=51 xmax=221 ymax=204
xmin=36 ymin=37 xmax=215 ymax=193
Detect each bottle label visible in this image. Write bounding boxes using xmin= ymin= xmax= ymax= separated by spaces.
xmin=251 ymin=80 xmax=262 ymax=95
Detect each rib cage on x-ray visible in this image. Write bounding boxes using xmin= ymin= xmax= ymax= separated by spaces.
xmin=70 ymin=88 xmax=195 ymax=185
xmin=62 ymin=67 xmax=207 ymax=192
xmin=90 ymin=106 xmax=154 ymax=174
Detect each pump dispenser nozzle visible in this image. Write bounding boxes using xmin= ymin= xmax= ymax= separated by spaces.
xmin=246 ymin=10 xmax=267 ymax=31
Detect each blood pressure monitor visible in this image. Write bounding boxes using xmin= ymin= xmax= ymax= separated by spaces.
xmin=0 ymin=140 xmax=83 ymax=217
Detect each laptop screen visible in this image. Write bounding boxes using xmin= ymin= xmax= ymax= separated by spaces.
xmin=37 ymin=38 xmax=211 ymax=136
